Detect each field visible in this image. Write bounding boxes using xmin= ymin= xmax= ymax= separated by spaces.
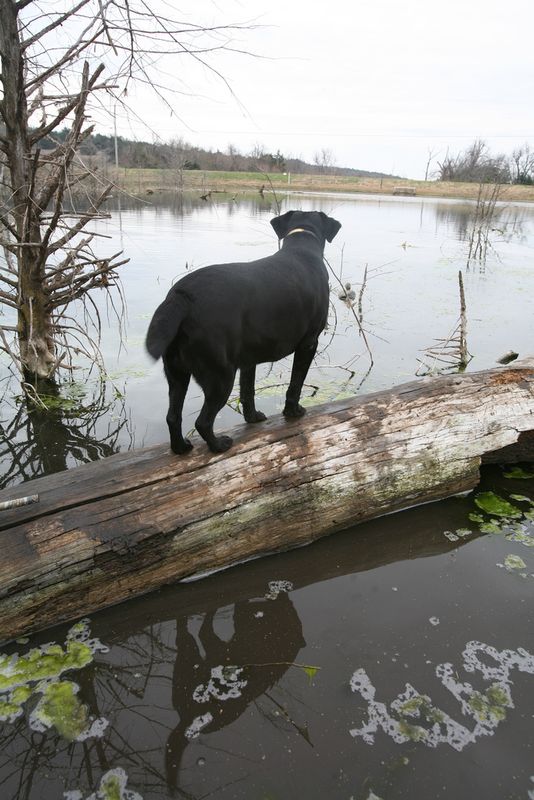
xmin=109 ymin=167 xmax=534 ymax=203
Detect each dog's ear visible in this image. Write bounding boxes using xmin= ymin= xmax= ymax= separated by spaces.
xmin=320 ymin=212 xmax=342 ymax=242
xmin=270 ymin=211 xmax=295 ymax=239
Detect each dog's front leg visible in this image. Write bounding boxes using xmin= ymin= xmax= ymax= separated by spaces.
xmin=240 ymin=365 xmax=267 ymax=423
xmin=283 ymin=340 xmax=318 ymax=418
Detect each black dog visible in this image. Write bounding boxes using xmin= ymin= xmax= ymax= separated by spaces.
xmin=146 ymin=210 xmax=341 ymax=454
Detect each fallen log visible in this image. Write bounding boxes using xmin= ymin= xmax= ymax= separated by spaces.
xmin=1 ymin=359 xmax=533 ymax=643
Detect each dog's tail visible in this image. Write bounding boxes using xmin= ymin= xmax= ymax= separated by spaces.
xmin=146 ymin=290 xmax=189 ymax=360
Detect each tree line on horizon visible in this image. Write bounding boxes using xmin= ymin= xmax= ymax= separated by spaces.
xmin=36 ymin=129 xmax=397 ymax=179
xmin=37 ymin=131 xmax=534 ymax=185
xmin=436 ymin=139 xmax=534 ymax=185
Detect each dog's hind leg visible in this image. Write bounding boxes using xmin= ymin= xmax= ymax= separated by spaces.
xmin=283 ymin=340 xmax=318 ymax=418
xmin=164 ymin=361 xmax=193 ymax=454
xmin=195 ymin=367 xmax=236 ymax=453
xmin=240 ymin=366 xmax=267 ymax=423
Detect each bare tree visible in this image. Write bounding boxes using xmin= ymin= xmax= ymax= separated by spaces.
xmin=314 ymin=147 xmax=336 ymax=173
xmin=424 ymin=146 xmax=440 ymax=181
xmin=509 ymin=143 xmax=534 ymax=185
xmin=0 ymin=0 xmax=252 ymax=384
xmin=436 ymin=139 xmax=509 ymax=183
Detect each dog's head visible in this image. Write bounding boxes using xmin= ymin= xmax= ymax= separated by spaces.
xmin=270 ymin=210 xmax=341 ymax=243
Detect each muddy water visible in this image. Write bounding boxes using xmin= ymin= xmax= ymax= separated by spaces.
xmin=1 ymin=192 xmax=534 ymax=798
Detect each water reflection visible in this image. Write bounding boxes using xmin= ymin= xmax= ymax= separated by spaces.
xmin=1 ymin=470 xmax=533 ymax=798
xmin=107 ymin=189 xmax=278 ymax=219
xmin=433 ymin=198 xmax=529 ymax=259
xmin=165 ymin=586 xmax=304 ymax=791
xmin=0 ymin=500 xmax=472 ymax=799
xmin=0 ymin=378 xmax=132 ymax=489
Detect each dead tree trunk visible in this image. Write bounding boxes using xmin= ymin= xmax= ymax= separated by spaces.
xmin=0 ymin=360 xmax=533 ymax=643
xmin=0 ymin=0 xmax=55 ymax=376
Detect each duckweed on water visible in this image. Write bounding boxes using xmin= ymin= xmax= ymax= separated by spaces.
xmin=350 ymin=640 xmax=532 ymax=751
xmin=0 ymin=619 xmax=109 ymax=740
xmin=0 ymin=639 xmax=94 ymax=693
xmin=65 ymin=767 xmax=143 ymax=800
xmin=503 ymin=466 xmax=534 ymax=479
xmin=474 ymin=492 xmax=522 ymax=518
xmin=468 ymin=683 xmax=509 ymax=724
xmin=450 ymin=488 xmax=534 ymax=549
xmin=30 ymin=680 xmax=108 ymax=742
xmin=503 ymin=554 xmax=527 ymax=571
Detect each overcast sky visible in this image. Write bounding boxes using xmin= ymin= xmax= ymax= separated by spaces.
xmin=102 ymin=0 xmax=534 ymax=179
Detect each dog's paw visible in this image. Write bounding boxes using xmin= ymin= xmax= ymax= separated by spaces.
xmin=171 ymin=437 xmax=193 ymax=455
xmin=245 ymin=410 xmax=267 ymax=423
xmin=283 ymin=403 xmax=306 ymax=419
xmin=209 ymin=435 xmax=233 ymax=453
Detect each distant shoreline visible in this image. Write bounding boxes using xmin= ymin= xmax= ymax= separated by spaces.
xmin=111 ymin=168 xmax=534 ymax=204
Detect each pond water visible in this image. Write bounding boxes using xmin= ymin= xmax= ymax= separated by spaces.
xmin=1 ymin=191 xmax=534 ymax=799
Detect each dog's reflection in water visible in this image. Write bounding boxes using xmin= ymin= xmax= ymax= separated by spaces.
xmin=164 ymin=585 xmax=305 ymax=789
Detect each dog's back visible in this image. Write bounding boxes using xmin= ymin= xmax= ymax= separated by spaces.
xmin=147 ymin=240 xmax=329 ymax=368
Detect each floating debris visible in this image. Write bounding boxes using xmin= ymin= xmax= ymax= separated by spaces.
xmin=193 ymin=665 xmax=247 ymax=703
xmin=185 ymin=712 xmax=213 ymax=740
xmin=349 ymin=640 xmax=534 ymax=751
xmin=265 ymin=580 xmax=294 ymax=600
xmin=496 ymin=351 xmax=519 ymax=365
xmin=338 ymin=282 xmax=356 ymax=302
xmin=443 ymin=528 xmax=472 ymax=542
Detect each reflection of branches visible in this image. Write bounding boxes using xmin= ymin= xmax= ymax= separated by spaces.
xmin=0 ymin=374 xmax=133 ymax=489
xmin=466 ymin=183 xmax=502 ymax=268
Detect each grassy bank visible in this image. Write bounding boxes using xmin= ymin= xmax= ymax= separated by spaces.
xmin=109 ymin=167 xmax=534 ymax=203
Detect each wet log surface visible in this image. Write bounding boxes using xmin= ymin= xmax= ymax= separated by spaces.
xmin=1 ymin=359 xmax=533 ymax=643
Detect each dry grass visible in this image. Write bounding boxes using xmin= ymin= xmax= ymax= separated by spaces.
xmin=109 ymin=167 xmax=534 ymax=203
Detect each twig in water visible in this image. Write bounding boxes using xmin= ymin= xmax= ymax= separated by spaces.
xmin=323 ymin=255 xmax=374 ymax=368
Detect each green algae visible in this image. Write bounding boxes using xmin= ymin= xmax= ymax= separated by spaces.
xmin=479 ymin=519 xmax=504 ymax=534
xmin=510 ymin=494 xmax=534 ymax=504
xmin=397 ymin=693 xmax=445 ymax=726
xmin=474 ymin=492 xmax=522 ymax=518
xmin=503 ymin=466 xmax=534 ymax=479
xmin=398 ymin=719 xmax=427 ymax=742
xmin=66 ymin=768 xmax=144 ymax=800
xmin=504 ymin=553 xmax=527 ymax=570
xmin=32 ymin=681 xmax=90 ymax=741
xmin=0 ymin=685 xmax=32 ymax=722
xmin=100 ymin=773 xmax=123 ymax=800
xmin=468 ymin=683 xmax=509 ymax=724
xmin=0 ymin=638 xmax=94 ymax=692
xmin=398 ymin=695 xmax=425 ymax=716
xmin=505 ymin=527 xmax=534 ymax=547
xmin=0 ymin=619 xmax=108 ymax=740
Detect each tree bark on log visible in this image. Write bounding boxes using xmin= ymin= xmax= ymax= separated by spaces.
xmin=1 ymin=359 xmax=534 ymax=643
